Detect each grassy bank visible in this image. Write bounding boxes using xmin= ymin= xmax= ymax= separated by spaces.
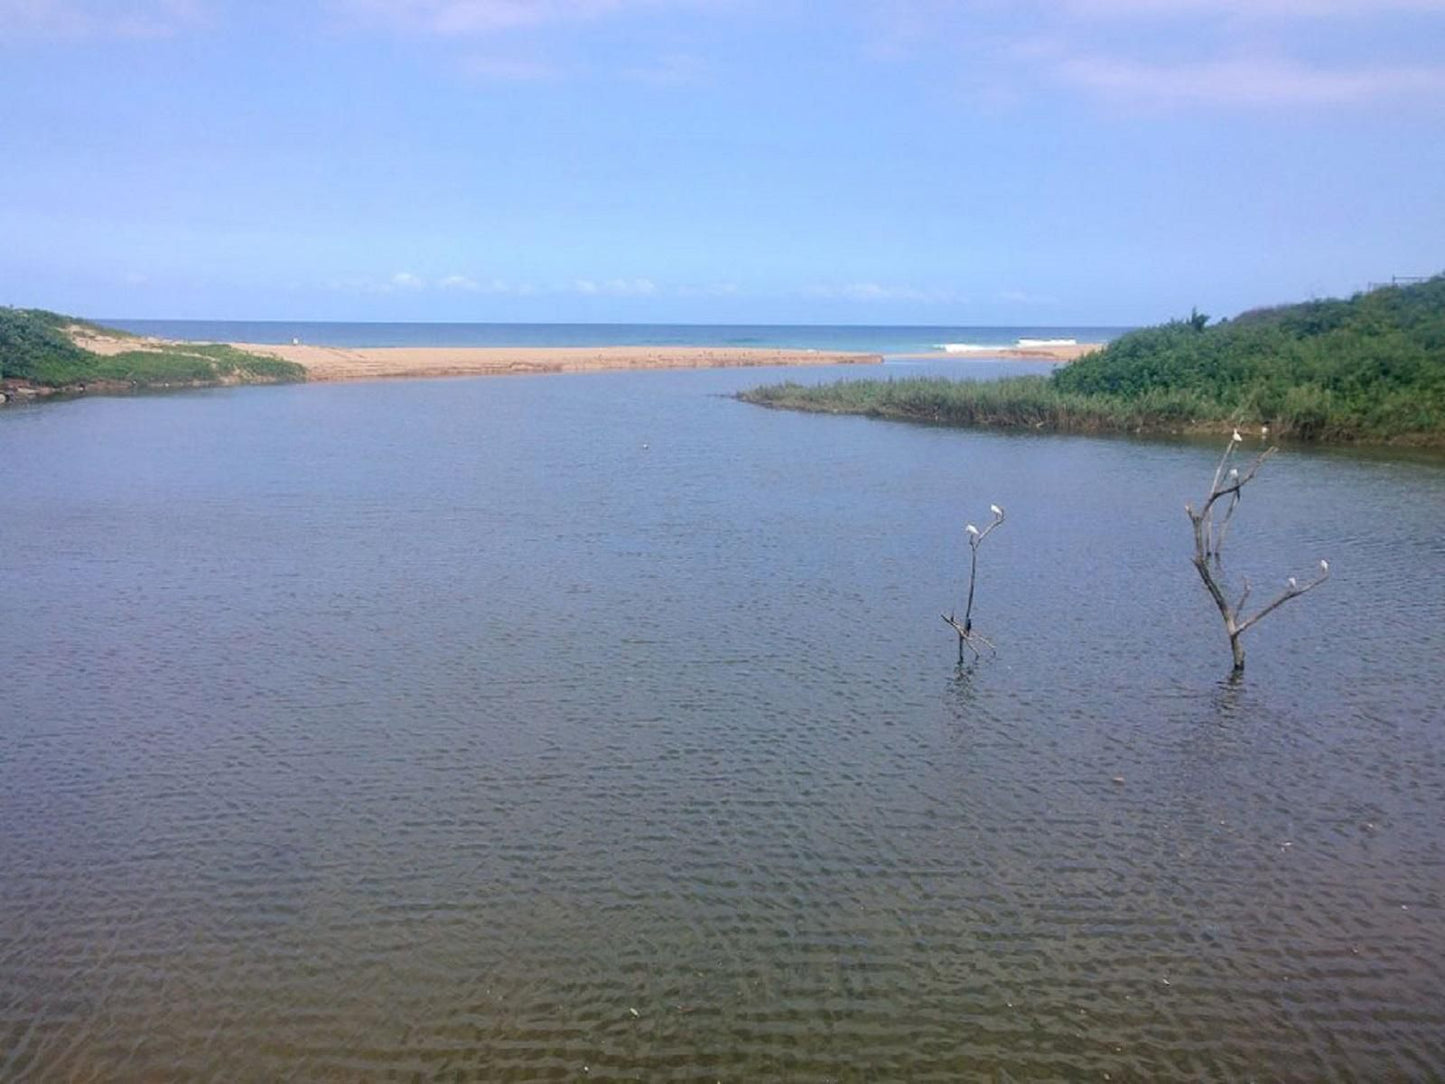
xmin=741 ymin=274 xmax=1445 ymax=445
xmin=0 ymin=307 xmax=305 ymax=391
xmin=739 ymin=375 xmax=1230 ymax=434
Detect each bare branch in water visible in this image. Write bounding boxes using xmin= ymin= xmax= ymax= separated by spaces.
xmin=943 ymin=503 xmax=1006 ymax=664
xmin=1185 ymin=436 xmax=1328 ymax=674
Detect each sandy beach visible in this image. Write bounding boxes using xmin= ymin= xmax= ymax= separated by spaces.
xmin=68 ymin=330 xmax=882 ymax=381
xmin=237 ymin=343 xmax=883 ymax=381
xmin=63 ymin=325 xmax=1099 ymax=385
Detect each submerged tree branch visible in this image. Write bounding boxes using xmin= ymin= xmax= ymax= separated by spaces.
xmin=1185 ymin=434 xmax=1328 ymax=673
xmin=944 ymin=503 xmax=1005 ymax=663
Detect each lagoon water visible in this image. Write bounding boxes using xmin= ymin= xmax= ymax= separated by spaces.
xmin=2 ymin=359 xmax=1444 ymax=1080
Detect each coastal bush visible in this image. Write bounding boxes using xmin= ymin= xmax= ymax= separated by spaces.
xmin=0 ymin=307 xmax=96 ymax=383
xmin=744 ymin=274 xmax=1445 ymax=445
xmin=1053 ymin=273 xmax=1445 ymax=441
xmin=1 ymin=307 xmax=306 ymax=389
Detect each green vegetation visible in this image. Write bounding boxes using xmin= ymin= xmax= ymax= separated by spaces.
xmin=1 ymin=306 xmax=305 ymax=390
xmin=742 ymin=274 xmax=1445 ymax=445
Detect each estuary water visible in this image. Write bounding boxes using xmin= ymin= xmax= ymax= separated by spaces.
xmin=2 ymin=361 xmax=1443 ymax=1080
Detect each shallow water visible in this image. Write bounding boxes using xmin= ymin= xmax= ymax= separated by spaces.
xmin=2 ymin=365 xmax=1443 ymax=1080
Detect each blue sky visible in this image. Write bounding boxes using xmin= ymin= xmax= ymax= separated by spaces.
xmin=2 ymin=0 xmax=1442 ymax=324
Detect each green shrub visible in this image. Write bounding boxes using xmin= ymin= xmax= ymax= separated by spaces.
xmin=1 ymin=307 xmax=306 ymax=388
xmin=743 ymin=273 xmax=1445 ymax=445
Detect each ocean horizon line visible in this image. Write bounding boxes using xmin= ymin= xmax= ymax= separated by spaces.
xmin=100 ymin=318 xmax=1132 ymax=354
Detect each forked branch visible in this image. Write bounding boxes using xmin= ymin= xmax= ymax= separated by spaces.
xmin=942 ymin=503 xmax=1006 ymax=663
xmin=1185 ymin=431 xmax=1329 ymax=674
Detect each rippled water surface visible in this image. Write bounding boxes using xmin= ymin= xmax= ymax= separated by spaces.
xmin=3 ymin=366 xmax=1443 ymax=1081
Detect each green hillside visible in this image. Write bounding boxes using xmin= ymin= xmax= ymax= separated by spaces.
xmin=0 ymin=307 xmax=305 ymax=390
xmin=741 ymin=274 xmax=1445 ymax=445
xmin=1052 ymin=274 xmax=1445 ymax=440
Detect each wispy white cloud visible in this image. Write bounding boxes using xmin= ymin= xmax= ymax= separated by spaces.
xmin=390 ymin=270 xmax=427 ymax=290
xmin=1062 ymin=0 xmax=1445 ymax=17
xmin=806 ymin=282 xmax=960 ymax=304
xmin=1056 ymin=53 xmax=1445 ymax=106
xmin=878 ymin=0 xmax=1445 ymax=110
xmin=437 ymin=274 xmax=479 ymax=290
xmin=995 ymin=288 xmax=1057 ymax=305
xmin=0 ymin=0 xmax=203 ymax=38
xmin=438 ymin=274 xmax=528 ymax=292
xmin=333 ymin=0 xmax=707 ymax=36
xmin=573 ymin=277 xmax=658 ymax=296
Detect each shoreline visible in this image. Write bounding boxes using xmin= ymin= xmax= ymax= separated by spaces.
xmin=891 ymin=343 xmax=1103 ymax=362
xmin=72 ymin=333 xmax=883 ymax=382
xmin=736 ymin=376 xmax=1445 ymax=449
xmin=241 ymin=343 xmax=882 ymax=381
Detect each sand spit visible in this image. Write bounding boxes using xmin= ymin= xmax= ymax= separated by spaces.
xmin=232 ymin=343 xmax=882 ymax=382
xmin=57 ymin=325 xmax=880 ymax=382
xmin=894 ymin=343 xmax=1104 ymax=362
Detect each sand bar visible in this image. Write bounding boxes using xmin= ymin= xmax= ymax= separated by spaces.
xmin=239 ymin=343 xmax=882 ymax=382
xmin=68 ymin=329 xmax=881 ymax=381
xmin=893 ymin=343 xmax=1104 ymax=362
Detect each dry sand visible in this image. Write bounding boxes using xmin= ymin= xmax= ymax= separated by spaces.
xmin=234 ymin=343 xmax=882 ymax=381
xmin=66 ymin=325 xmax=1095 ymax=383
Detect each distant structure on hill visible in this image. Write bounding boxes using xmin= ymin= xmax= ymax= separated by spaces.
xmin=1366 ymin=275 xmax=1429 ymax=290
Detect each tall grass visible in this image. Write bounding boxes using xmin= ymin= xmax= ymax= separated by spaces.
xmin=740 ymin=376 xmax=1224 ymax=434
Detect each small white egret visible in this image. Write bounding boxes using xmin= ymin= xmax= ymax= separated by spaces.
xmin=1232 ymin=428 xmax=1243 ymax=443
xmin=990 ymin=504 xmax=1003 ymax=517
xmin=965 ymin=524 xmax=980 ymax=536
xmin=1288 ymin=577 xmax=1298 ymax=589
xmin=1320 ymin=559 xmax=1329 ymax=572
xmin=1228 ymin=467 xmax=1239 ymax=479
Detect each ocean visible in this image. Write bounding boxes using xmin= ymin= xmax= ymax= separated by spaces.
xmin=102 ymin=319 xmax=1131 ymax=355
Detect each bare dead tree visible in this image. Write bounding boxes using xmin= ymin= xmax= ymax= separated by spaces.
xmin=942 ymin=504 xmax=1005 ymax=663
xmin=1185 ymin=431 xmax=1329 ymax=674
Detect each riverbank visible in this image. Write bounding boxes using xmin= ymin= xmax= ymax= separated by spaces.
xmin=742 ymin=276 xmax=1445 ymax=447
xmin=738 ymin=371 xmax=1445 ymax=448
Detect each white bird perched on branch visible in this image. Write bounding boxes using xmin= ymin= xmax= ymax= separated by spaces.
xmin=990 ymin=504 xmax=1002 ymax=517
xmin=1320 ymin=559 xmax=1329 ymax=572
xmin=965 ymin=524 xmax=980 ymax=536
xmin=1288 ymin=577 xmax=1298 ymax=589
xmin=1232 ymin=428 xmax=1243 ymax=442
